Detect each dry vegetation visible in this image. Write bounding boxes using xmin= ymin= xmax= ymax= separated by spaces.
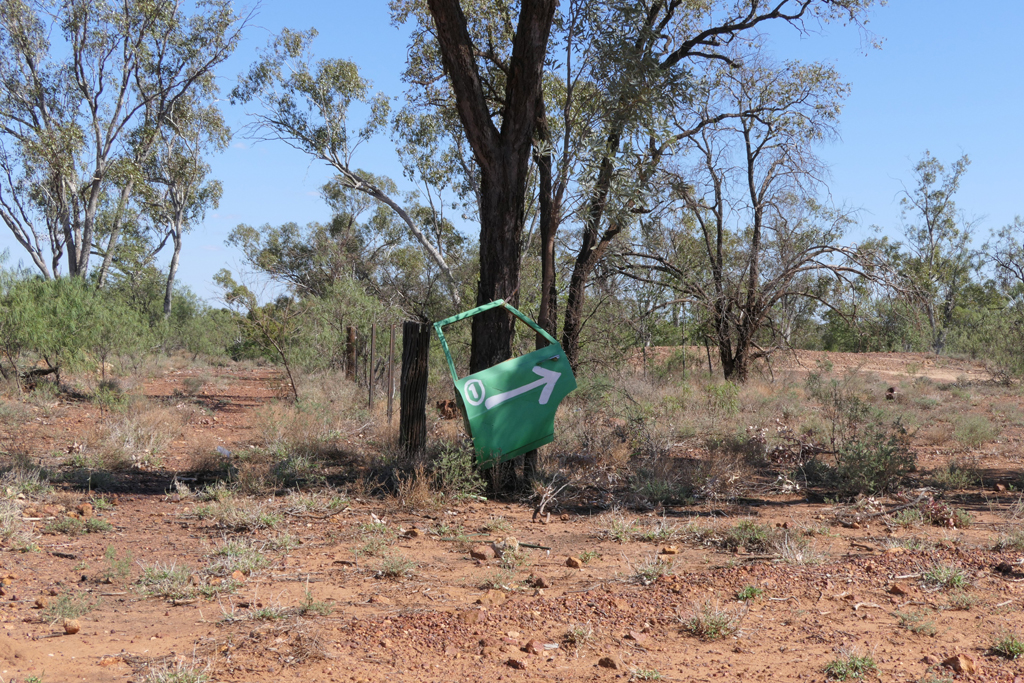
xmin=0 ymin=350 xmax=1021 ymax=682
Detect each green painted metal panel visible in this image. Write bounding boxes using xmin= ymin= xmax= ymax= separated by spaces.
xmin=434 ymin=300 xmax=577 ymax=468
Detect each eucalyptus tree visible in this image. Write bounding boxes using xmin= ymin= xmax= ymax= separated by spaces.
xmin=0 ymin=0 xmax=247 ymax=280
xmin=137 ymin=98 xmax=229 ymax=317
xmin=230 ymin=30 xmax=463 ymax=308
xmin=895 ymin=152 xmax=980 ymax=355
xmin=620 ymin=55 xmax=867 ymax=382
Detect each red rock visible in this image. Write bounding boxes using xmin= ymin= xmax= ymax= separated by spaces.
xmin=565 ymin=556 xmax=583 ymax=569
xmin=598 ymin=656 xmax=623 ymax=669
xmin=459 ymin=609 xmax=486 ymax=625
xmin=888 ymin=583 xmax=910 ymax=596
xmin=943 ymin=654 xmax=978 ymax=675
xmin=470 ymin=545 xmax=496 ymax=561
xmin=476 ymin=589 xmax=506 ymax=606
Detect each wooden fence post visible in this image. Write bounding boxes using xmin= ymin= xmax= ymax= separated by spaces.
xmin=399 ymin=320 xmax=430 ymax=458
xmin=369 ymin=323 xmax=376 ymax=409
xmin=387 ymin=325 xmax=395 ymax=423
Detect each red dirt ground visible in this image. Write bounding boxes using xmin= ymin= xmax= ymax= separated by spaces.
xmin=0 ymin=352 xmax=1022 ymax=683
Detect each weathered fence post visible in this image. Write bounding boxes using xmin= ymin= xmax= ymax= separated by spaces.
xmin=387 ymin=325 xmax=395 ymax=423
xmin=369 ymin=323 xmax=376 ymax=409
xmin=399 ymin=320 xmax=430 ymax=458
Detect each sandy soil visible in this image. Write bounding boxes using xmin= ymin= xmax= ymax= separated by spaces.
xmin=0 ymin=351 xmax=1021 ymax=683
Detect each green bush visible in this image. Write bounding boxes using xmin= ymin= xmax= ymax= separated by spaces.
xmin=834 ymin=420 xmax=915 ymax=496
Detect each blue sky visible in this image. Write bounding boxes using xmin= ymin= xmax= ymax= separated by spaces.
xmin=2 ymin=1 xmax=1021 ymax=301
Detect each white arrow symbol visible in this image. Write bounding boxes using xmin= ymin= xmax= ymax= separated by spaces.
xmin=484 ymin=366 xmax=561 ymax=410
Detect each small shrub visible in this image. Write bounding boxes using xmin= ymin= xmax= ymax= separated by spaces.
xmin=207 ymin=540 xmax=270 ymax=577
xmin=736 ymin=585 xmax=763 ymax=601
xmin=923 ymin=563 xmax=969 ymax=590
xmin=681 ymin=601 xmax=740 ymax=640
xmin=631 ymin=669 xmax=662 ymax=681
xmin=930 ymin=459 xmax=981 ymax=490
xmin=922 ymin=501 xmax=972 ymax=529
xmin=632 ymin=555 xmax=673 ymax=585
xmin=102 ymin=546 xmax=133 ymax=583
xmin=298 ymin=589 xmax=333 ymax=616
xmin=376 ymin=552 xmax=415 ymax=579
xmin=994 ymin=529 xmax=1024 ymax=551
xmin=891 ymin=507 xmax=924 ymax=528
xmin=635 ymin=518 xmax=681 ymax=543
xmin=482 ymin=516 xmax=512 ymax=534
xmin=42 ymin=591 xmax=98 ymax=624
xmin=563 ymin=623 xmax=595 ymax=650
xmin=834 ymin=420 xmax=915 ymax=496
xmin=723 ymin=520 xmax=774 ymax=553
xmin=823 ymin=651 xmax=877 ymax=680
xmin=85 ymin=518 xmax=113 ymax=533
xmin=579 ymin=550 xmax=600 ymax=564
xmin=44 ymin=517 xmax=85 ymax=536
xmin=894 ymin=609 xmax=937 ymax=636
xmin=145 ymin=660 xmax=211 ymax=683
xmin=991 ymin=633 xmax=1024 ymax=659
xmin=952 ymin=414 xmax=999 ymax=448
xmin=944 ymin=591 xmax=978 ymax=611
xmin=138 ymin=563 xmax=194 ymax=600
xmin=606 ymin=515 xmax=638 ymax=543
xmin=433 ymin=443 xmax=485 ymax=501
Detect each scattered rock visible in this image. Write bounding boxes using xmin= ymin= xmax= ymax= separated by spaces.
xmin=459 ymin=609 xmax=487 ymax=625
xmin=33 ymin=597 xmax=47 ymax=609
xmin=524 ymin=639 xmax=545 ymax=655
xmin=230 ymin=570 xmax=246 ymax=583
xmin=470 ymin=545 xmax=496 ymax=561
xmin=661 ymin=546 xmax=678 ymax=555
xmin=598 ymin=656 xmax=623 ymax=670
xmin=943 ymin=654 xmax=978 ymax=675
xmin=477 ymin=589 xmax=506 ymax=607
xmin=565 ymin=556 xmax=583 ymax=569
xmin=63 ymin=619 xmax=81 ymax=635
xmin=532 ymin=575 xmax=551 ymax=589
xmin=888 ymin=583 xmax=911 ymax=596
xmin=369 ymin=595 xmax=392 ymax=605
xmin=507 ymin=658 xmax=527 ymax=670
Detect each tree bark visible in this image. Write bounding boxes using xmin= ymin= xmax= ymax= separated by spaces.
xmin=427 ymin=0 xmax=556 ymax=375
xmin=400 ymin=320 xmax=430 ymax=459
xmin=163 ymin=230 xmax=182 ymax=318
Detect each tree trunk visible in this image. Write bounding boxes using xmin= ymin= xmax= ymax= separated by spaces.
xmin=163 ymin=230 xmax=182 ymax=318
xmin=469 ymin=171 xmax=524 ymax=373
xmin=400 ymin=321 xmax=430 ymax=459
